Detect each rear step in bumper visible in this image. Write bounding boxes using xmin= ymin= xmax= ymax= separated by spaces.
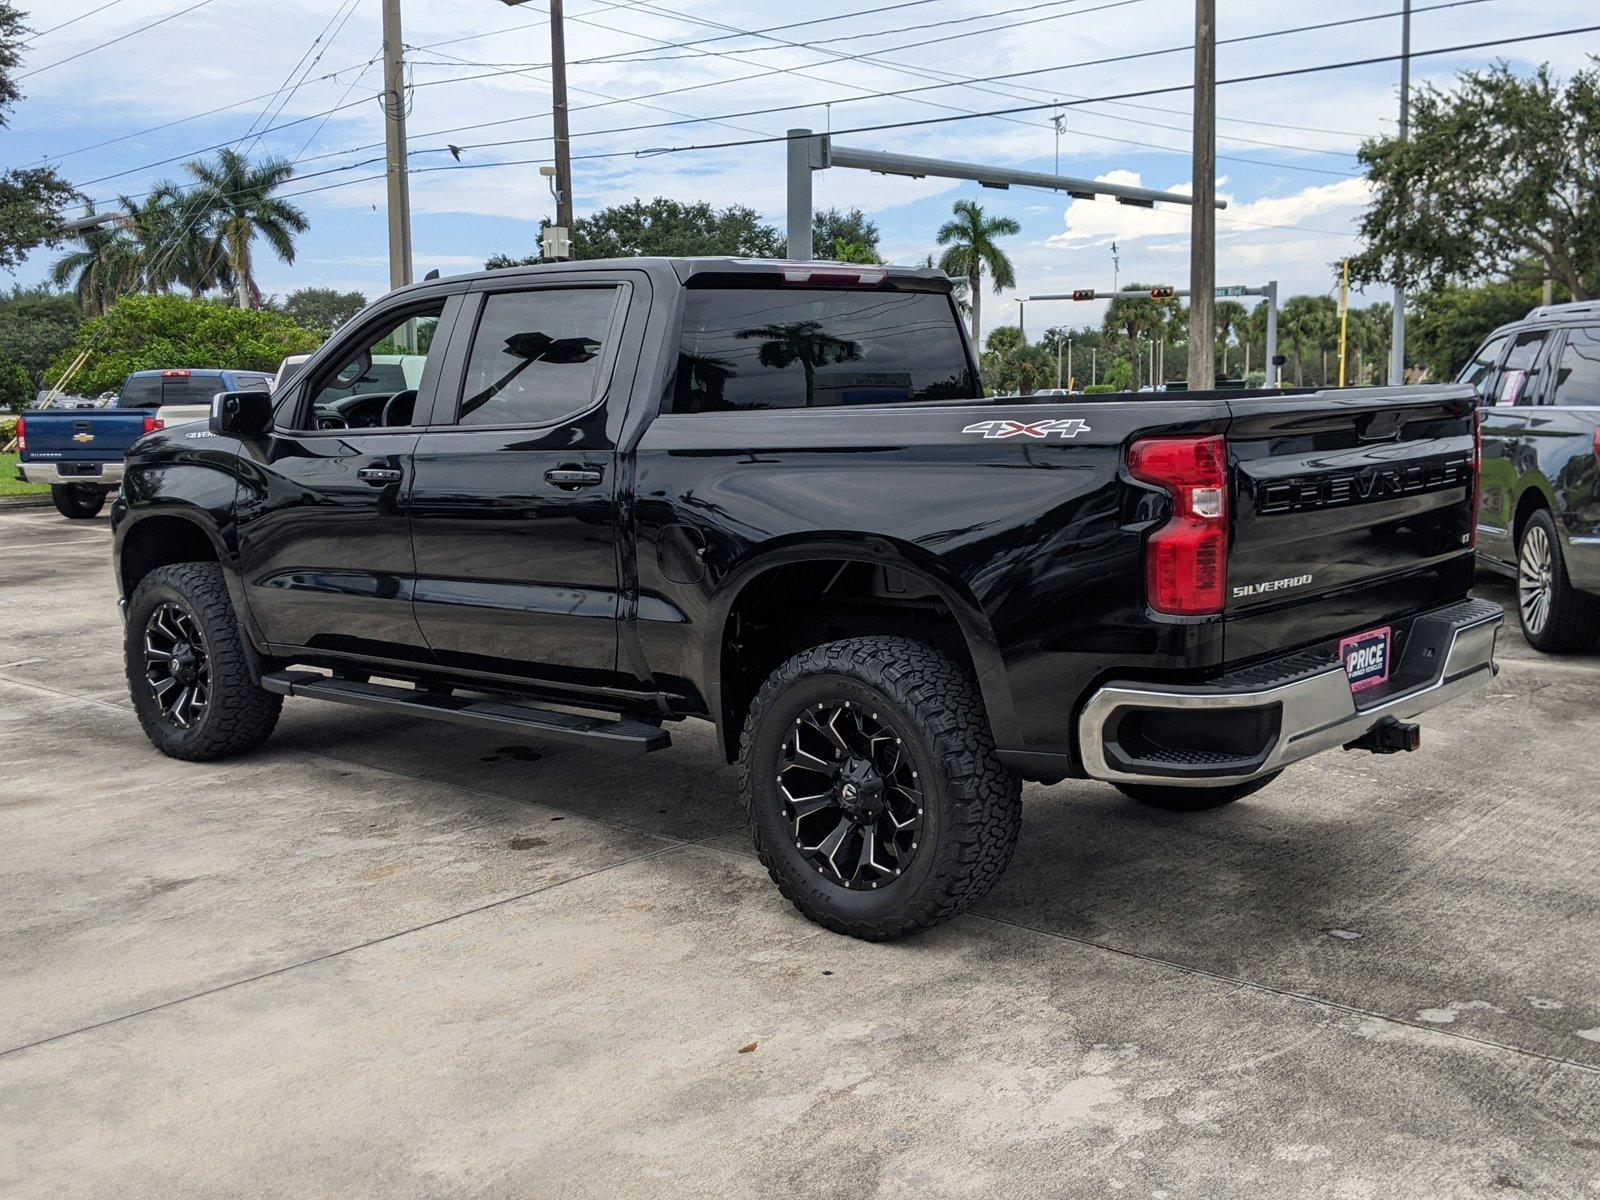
xmin=260 ymin=670 xmax=671 ymax=753
xmin=1077 ymin=598 xmax=1503 ymax=788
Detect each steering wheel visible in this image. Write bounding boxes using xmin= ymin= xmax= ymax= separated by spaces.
xmin=382 ymin=389 xmax=419 ymax=427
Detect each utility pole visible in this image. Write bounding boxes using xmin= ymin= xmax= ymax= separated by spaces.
xmin=1389 ymin=0 xmax=1411 ymax=385
xmin=1111 ymin=241 xmax=1120 ymax=294
xmin=1053 ymin=108 xmax=1065 ymax=175
xmin=549 ymin=0 xmax=574 ymax=254
xmin=381 ymin=0 xmax=412 ymax=293
xmin=1019 ymin=301 xmax=1026 ymax=345
xmin=1187 ymin=0 xmax=1216 ymax=391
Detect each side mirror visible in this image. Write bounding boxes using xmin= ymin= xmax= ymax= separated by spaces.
xmin=210 ymin=390 xmax=275 ymax=437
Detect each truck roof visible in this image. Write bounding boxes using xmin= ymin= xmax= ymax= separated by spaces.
xmin=395 ymin=256 xmax=955 ymax=295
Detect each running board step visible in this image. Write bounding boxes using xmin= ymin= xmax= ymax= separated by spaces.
xmin=260 ymin=670 xmax=670 ymax=753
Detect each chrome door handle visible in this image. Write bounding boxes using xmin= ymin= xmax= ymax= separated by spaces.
xmin=357 ymin=466 xmax=402 ymax=484
xmin=545 ymin=466 xmax=604 ymax=488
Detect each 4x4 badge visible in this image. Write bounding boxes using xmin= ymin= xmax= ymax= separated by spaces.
xmin=962 ymin=418 xmax=1090 ymax=440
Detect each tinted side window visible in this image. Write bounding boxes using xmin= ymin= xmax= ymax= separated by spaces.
xmin=1550 ymin=327 xmax=1600 ymax=407
xmin=456 ymin=288 xmax=618 ymax=427
xmin=1494 ymin=330 xmax=1551 ymax=406
xmin=1458 ymin=333 xmax=1507 ymax=403
xmin=672 ymin=287 xmax=977 ymax=413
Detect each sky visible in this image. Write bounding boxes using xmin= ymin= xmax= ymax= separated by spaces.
xmin=3 ymin=0 xmax=1596 ymax=335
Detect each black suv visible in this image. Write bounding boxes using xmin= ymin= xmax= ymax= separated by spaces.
xmin=1460 ymin=301 xmax=1600 ymax=651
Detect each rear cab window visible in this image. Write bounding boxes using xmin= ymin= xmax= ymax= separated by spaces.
xmin=670 ymin=285 xmax=977 ymax=413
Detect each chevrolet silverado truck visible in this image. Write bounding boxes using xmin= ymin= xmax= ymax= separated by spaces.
xmin=110 ymin=257 xmax=1502 ymax=940
xmin=1457 ymin=300 xmax=1600 ymax=651
xmin=17 ymin=368 xmax=272 ymax=518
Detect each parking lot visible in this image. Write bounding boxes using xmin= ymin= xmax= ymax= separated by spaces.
xmin=1 ymin=503 xmax=1597 ymax=1198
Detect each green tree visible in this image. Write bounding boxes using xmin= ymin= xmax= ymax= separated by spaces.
xmin=980 ymin=325 xmax=1052 ymax=394
xmin=1214 ymin=299 xmax=1247 ymax=378
xmin=0 ymin=3 xmax=78 ymax=273
xmin=270 ymin=286 xmax=367 ymax=337
xmin=1279 ymin=294 xmax=1338 ymax=386
xmin=1351 ymin=59 xmax=1600 ymax=301
xmin=184 ymin=147 xmax=309 ymax=309
xmin=0 ymin=351 xmax=30 ymax=410
xmin=1408 ymin=279 xmax=1549 ymax=381
xmin=489 ymin=198 xmax=784 ymax=266
xmin=48 ymin=208 xmax=141 ymax=316
xmin=936 ymin=199 xmax=1020 ymax=348
xmin=0 ymin=286 xmax=79 ymax=388
xmin=814 ymin=207 xmax=881 ymax=257
xmin=1102 ymin=284 xmax=1167 ymax=391
xmin=46 ymin=294 xmax=319 ymax=395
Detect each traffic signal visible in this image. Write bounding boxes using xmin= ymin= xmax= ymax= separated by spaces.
xmin=1150 ymin=286 xmax=1176 ymax=299
xmin=1071 ymin=289 xmax=1096 ymax=301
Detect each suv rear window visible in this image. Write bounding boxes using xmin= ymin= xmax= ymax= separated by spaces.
xmin=671 ymin=287 xmax=976 ymax=413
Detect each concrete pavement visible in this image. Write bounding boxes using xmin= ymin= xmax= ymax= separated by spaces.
xmin=1 ymin=505 xmax=1597 ymax=1198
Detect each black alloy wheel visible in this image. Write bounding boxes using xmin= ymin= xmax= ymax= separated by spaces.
xmin=141 ymin=601 xmax=212 ymax=730
xmin=778 ymin=699 xmax=925 ymax=890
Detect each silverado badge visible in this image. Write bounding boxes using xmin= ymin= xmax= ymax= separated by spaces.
xmin=962 ymin=418 xmax=1090 ymax=440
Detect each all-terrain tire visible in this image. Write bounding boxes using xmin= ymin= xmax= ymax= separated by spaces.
xmin=1516 ymin=508 xmax=1600 ymax=653
xmin=125 ymin=561 xmax=282 ymax=761
xmin=739 ymin=636 xmax=1021 ymax=941
xmin=1113 ymin=771 xmax=1281 ymax=811
xmin=51 ymin=484 xmax=106 ymax=519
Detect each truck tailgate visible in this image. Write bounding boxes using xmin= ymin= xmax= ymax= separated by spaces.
xmin=1223 ymin=386 xmax=1478 ymax=661
xmin=21 ymin=410 xmax=152 ymax=463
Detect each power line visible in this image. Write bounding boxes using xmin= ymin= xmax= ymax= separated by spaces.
xmin=23 ymin=0 xmax=133 ymax=42
xmin=17 ymin=0 xmax=220 ymax=79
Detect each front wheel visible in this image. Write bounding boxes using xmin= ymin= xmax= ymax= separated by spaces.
xmin=1114 ymin=771 xmax=1281 ymax=811
xmin=51 ymin=484 xmax=106 ymax=519
xmin=1517 ymin=509 xmax=1600 ymax=653
xmin=740 ymin=636 xmax=1021 ymax=941
xmin=125 ymin=561 xmax=282 ymax=761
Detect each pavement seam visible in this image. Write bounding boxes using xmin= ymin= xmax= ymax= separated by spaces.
xmin=0 ymin=838 xmax=704 ymax=1062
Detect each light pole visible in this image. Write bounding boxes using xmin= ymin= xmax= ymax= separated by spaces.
xmin=502 ymin=0 xmax=572 ymax=258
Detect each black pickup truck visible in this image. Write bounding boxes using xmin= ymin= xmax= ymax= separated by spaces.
xmin=111 ymin=257 xmax=1501 ymax=940
xmin=1458 ymin=300 xmax=1600 ymax=651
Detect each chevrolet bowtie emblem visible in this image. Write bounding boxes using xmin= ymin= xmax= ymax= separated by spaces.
xmin=73 ymin=432 xmax=94 ymax=443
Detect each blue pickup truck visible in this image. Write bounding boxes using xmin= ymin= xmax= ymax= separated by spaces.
xmin=17 ymin=368 xmax=273 ymax=518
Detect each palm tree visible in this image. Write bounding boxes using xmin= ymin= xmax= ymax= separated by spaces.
xmin=184 ymin=148 xmax=308 ymax=309
xmin=1213 ymin=299 xmax=1247 ymax=379
xmin=49 ymin=209 xmax=141 ymax=316
xmin=738 ymin=320 xmax=862 ymax=407
xmin=1102 ymin=285 xmax=1167 ymax=392
xmin=1280 ymin=294 xmax=1337 ymax=386
xmin=935 ymin=199 xmax=1020 ymax=348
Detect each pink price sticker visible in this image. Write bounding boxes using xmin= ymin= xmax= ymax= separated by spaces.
xmin=1339 ymin=626 xmax=1392 ymax=693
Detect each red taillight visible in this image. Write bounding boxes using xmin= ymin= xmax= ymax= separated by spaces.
xmin=142 ymin=415 xmax=164 ymax=435
xmin=15 ymin=415 xmax=24 ymax=454
xmin=160 ymin=369 xmax=191 ymax=378
xmin=1128 ymin=434 xmax=1229 ymax=616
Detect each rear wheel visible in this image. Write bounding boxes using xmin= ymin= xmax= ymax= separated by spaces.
xmin=125 ymin=562 xmax=282 ymax=761
xmin=51 ymin=484 xmax=106 ymax=519
xmin=740 ymin=636 xmax=1021 ymax=941
xmin=1114 ymin=771 xmax=1281 ymax=811
xmin=1517 ymin=510 xmax=1600 ymax=653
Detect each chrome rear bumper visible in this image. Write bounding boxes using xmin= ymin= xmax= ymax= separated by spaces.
xmin=1078 ymin=598 xmax=1502 ymax=788
xmin=16 ymin=461 xmax=122 ymax=486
